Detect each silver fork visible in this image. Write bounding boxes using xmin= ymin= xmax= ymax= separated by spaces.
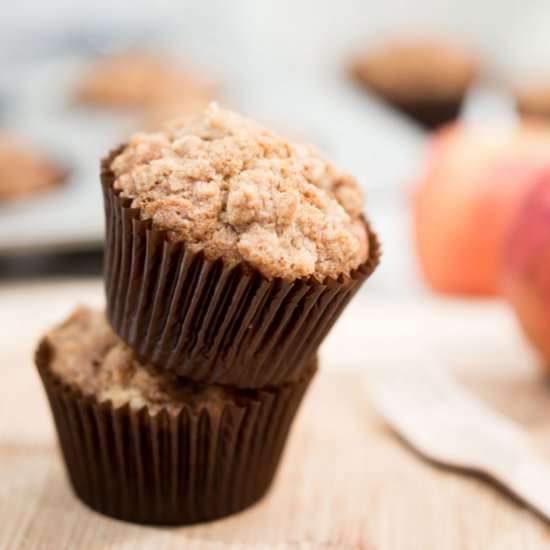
xmin=366 ymin=366 xmax=550 ymax=521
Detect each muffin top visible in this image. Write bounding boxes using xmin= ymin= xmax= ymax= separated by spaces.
xmin=352 ymin=40 xmax=478 ymax=101
xmin=110 ymin=104 xmax=368 ymax=281
xmin=0 ymin=132 xmax=65 ymax=202
xmin=75 ymin=51 xmax=214 ymax=109
xmin=44 ymin=307 xmax=239 ymax=413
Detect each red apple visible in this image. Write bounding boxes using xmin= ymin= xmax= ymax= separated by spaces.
xmin=414 ymin=122 xmax=550 ymax=295
xmin=503 ymin=173 xmax=550 ymax=364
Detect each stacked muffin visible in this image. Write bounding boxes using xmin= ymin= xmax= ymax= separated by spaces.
xmin=36 ymin=104 xmax=380 ymax=525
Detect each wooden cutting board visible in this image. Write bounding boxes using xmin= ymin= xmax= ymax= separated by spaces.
xmin=2 ymin=280 xmax=550 ymax=549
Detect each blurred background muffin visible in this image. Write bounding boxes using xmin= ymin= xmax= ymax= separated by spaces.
xmin=351 ymin=39 xmax=479 ymax=129
xmin=0 ymin=131 xmax=65 ymax=202
xmin=74 ymin=51 xmax=216 ymax=110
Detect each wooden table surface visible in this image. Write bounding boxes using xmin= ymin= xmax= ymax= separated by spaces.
xmin=2 ymin=279 xmax=550 ymax=549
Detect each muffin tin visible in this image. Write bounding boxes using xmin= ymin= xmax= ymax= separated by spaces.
xmin=0 ymin=53 xmax=138 ymax=253
xmin=0 ymin=44 xmax=426 ymax=255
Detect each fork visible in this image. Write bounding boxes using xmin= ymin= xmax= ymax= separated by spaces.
xmin=366 ymin=366 xmax=550 ymax=522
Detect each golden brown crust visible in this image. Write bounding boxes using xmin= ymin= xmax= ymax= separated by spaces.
xmin=0 ymin=132 xmax=65 ymax=202
xmin=111 ymin=104 xmax=368 ymax=281
xmin=44 ymin=307 xmax=235 ymax=413
xmin=351 ymin=40 xmax=478 ymax=101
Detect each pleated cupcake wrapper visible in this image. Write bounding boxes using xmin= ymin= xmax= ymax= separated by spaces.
xmin=390 ymin=98 xmax=462 ymax=130
xmin=351 ymin=67 xmax=462 ymax=130
xmin=102 ymin=150 xmax=380 ymax=388
xmin=36 ymin=340 xmax=316 ymax=526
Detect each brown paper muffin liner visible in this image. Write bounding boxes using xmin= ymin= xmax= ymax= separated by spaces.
xmin=101 ymin=150 xmax=380 ymax=388
xmin=36 ymin=340 xmax=316 ymax=526
xmin=388 ymin=97 xmax=462 ymax=130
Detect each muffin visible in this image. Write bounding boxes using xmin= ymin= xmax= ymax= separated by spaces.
xmin=102 ymin=104 xmax=380 ymax=388
xmin=0 ymin=132 xmax=65 ymax=202
xmin=351 ymin=40 xmax=479 ymax=129
xmin=74 ymin=51 xmax=214 ymax=110
xmin=516 ymin=82 xmax=550 ymax=120
xmin=36 ymin=306 xmax=315 ymax=525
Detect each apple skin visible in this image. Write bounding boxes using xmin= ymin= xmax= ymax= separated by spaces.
xmin=503 ymin=173 xmax=550 ymax=364
xmin=414 ymin=122 xmax=550 ymax=295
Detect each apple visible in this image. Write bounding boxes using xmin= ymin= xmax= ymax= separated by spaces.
xmin=414 ymin=122 xmax=550 ymax=295
xmin=503 ymin=173 xmax=550 ymax=364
